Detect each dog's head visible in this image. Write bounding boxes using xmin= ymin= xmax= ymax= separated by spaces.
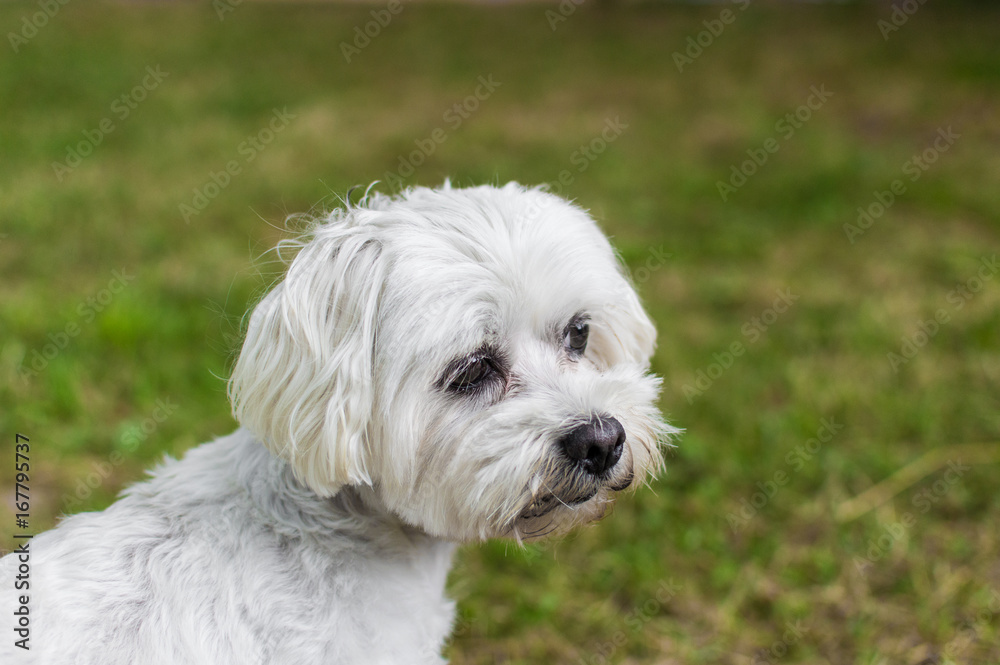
xmin=229 ymin=182 xmax=676 ymax=541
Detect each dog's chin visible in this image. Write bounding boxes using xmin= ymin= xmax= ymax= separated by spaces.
xmin=510 ymin=492 xmax=609 ymax=541
xmin=519 ymin=489 xmax=597 ymax=520
xmin=507 ymin=462 xmax=637 ymax=541
xmin=608 ymin=468 xmax=635 ymax=492
xmin=518 ymin=471 xmax=634 ymax=519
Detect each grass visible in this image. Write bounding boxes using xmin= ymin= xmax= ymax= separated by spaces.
xmin=2 ymin=1 xmax=999 ymax=663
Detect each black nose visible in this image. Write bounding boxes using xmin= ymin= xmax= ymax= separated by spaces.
xmin=559 ymin=416 xmax=625 ymax=476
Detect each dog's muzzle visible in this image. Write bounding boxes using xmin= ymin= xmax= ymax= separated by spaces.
xmin=516 ymin=416 xmax=632 ymax=524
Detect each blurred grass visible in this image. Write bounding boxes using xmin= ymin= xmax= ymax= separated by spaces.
xmin=1 ymin=1 xmax=999 ymax=663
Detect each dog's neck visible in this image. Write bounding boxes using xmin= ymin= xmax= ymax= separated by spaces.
xmin=231 ymin=431 xmax=446 ymax=558
xmin=104 ymin=429 xmax=459 ymax=662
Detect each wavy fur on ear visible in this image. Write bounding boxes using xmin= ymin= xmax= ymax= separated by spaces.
xmin=228 ymin=214 xmax=384 ymax=497
xmin=588 ymin=266 xmax=658 ymax=371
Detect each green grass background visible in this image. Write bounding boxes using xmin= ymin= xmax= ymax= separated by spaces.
xmin=2 ymin=1 xmax=999 ymax=663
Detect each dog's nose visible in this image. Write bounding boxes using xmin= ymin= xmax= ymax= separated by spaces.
xmin=559 ymin=416 xmax=625 ymax=476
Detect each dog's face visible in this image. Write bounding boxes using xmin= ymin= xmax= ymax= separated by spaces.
xmin=230 ymin=183 xmax=674 ymax=542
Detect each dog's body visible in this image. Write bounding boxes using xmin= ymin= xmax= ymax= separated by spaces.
xmin=7 ymin=431 xmax=455 ymax=664
xmin=2 ymin=183 xmax=674 ymax=664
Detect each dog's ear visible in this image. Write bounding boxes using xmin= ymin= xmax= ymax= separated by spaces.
xmin=590 ymin=271 xmax=658 ymax=370
xmin=229 ymin=224 xmax=383 ymax=497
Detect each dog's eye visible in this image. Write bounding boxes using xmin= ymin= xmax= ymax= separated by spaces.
xmin=565 ymin=320 xmax=589 ymax=355
xmin=450 ymin=357 xmax=495 ymax=390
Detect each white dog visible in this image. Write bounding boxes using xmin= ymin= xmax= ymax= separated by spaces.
xmin=1 ymin=182 xmax=675 ymax=664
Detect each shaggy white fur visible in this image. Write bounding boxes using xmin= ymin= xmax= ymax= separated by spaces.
xmin=1 ymin=182 xmax=676 ymax=664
